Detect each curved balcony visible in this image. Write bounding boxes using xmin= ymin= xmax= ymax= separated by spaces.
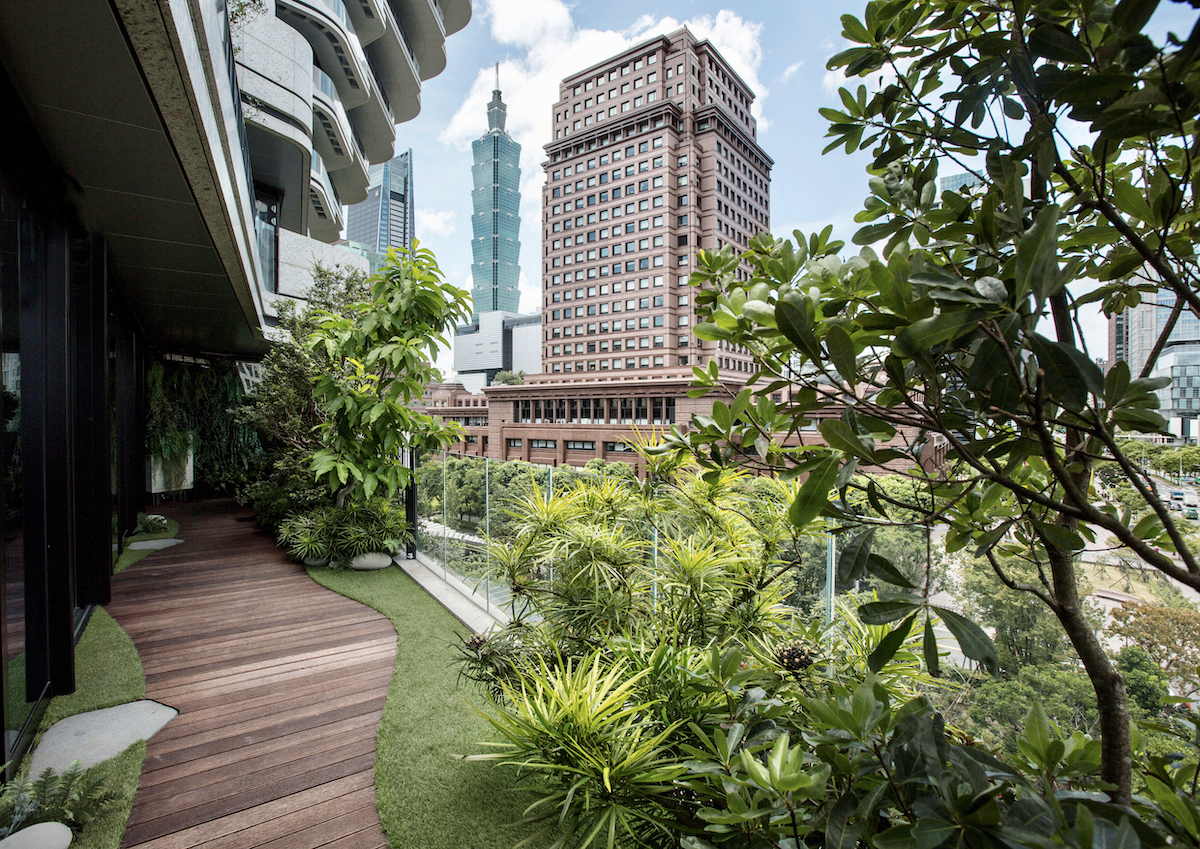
xmin=391 ymin=0 xmax=447 ymax=80
xmin=346 ymin=76 xmax=397 ymax=163
xmin=438 ymin=0 xmax=471 ymax=35
xmin=341 ymin=0 xmax=386 ymax=46
xmin=276 ymin=0 xmax=372 ymax=110
xmin=309 ymin=150 xmax=345 ymax=242
xmin=364 ymin=0 xmax=422 ymax=122
xmin=312 ymin=66 xmax=370 ymax=203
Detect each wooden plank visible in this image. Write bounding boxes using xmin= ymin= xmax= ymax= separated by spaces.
xmin=124 ymin=774 xmax=375 ymax=849
xmin=110 ymin=500 xmax=396 ymax=849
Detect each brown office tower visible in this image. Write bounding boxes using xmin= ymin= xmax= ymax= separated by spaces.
xmin=539 ymin=27 xmax=771 ymax=377
xmin=474 ymin=28 xmax=776 ymax=467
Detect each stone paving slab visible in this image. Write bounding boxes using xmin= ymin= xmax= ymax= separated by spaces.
xmin=31 ymin=700 xmax=177 ymax=775
xmin=126 ymin=538 xmax=183 ymax=551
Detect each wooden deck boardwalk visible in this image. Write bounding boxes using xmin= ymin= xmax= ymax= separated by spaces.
xmin=106 ymin=499 xmax=396 ymax=849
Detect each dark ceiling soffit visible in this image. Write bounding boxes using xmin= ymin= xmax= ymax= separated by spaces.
xmin=108 ymin=0 xmax=267 ymax=356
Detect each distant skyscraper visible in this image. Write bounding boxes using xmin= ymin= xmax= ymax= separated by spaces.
xmin=470 ymin=66 xmax=522 ymax=319
xmin=346 ymin=150 xmax=414 ymax=254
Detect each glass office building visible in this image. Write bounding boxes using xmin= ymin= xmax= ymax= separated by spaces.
xmin=470 ymin=82 xmax=522 ymax=319
xmin=345 ymin=151 xmax=415 ymax=254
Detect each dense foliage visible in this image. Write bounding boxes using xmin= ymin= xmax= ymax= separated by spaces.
xmin=307 ymin=243 xmax=471 ymax=502
xmin=236 ymin=261 xmax=370 ymax=529
xmin=659 ymin=0 xmax=1200 ymax=802
xmin=456 ymin=465 xmax=1200 ymax=849
xmin=144 ymin=357 xmax=261 ymax=494
xmin=0 ymin=762 xmax=119 ymax=838
xmin=276 ymin=499 xmax=410 ymax=567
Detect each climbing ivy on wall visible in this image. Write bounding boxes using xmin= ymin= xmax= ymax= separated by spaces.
xmin=145 ymin=357 xmax=262 ymax=494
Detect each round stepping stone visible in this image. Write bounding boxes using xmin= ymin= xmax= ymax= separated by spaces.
xmin=0 ymin=822 xmax=72 ymax=848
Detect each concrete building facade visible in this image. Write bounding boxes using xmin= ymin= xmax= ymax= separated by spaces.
xmin=1109 ymin=288 xmax=1200 ymax=441
xmin=452 ymin=311 xmax=542 ymax=392
xmin=235 ymin=0 xmax=467 ymax=293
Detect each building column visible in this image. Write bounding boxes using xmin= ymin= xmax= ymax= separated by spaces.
xmin=20 ymin=218 xmax=75 ymax=697
xmin=71 ymin=233 xmax=110 ymax=608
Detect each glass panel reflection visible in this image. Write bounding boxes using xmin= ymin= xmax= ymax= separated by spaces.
xmin=0 ymin=187 xmax=30 ymax=757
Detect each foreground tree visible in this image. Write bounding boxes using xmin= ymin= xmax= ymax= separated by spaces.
xmin=236 ymin=263 xmax=371 ymax=529
xmin=307 ymin=243 xmax=471 ymax=502
xmin=668 ymin=0 xmax=1200 ymax=802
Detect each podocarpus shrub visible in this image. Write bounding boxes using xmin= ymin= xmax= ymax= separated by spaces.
xmin=277 ymin=499 xmax=410 ymax=567
xmin=455 ymin=464 xmax=1200 ymax=849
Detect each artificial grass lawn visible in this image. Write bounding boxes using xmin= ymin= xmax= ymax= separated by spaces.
xmin=26 ymin=602 xmax=147 ymax=848
xmin=113 ymin=548 xmax=153 ymax=575
xmin=114 ymin=517 xmax=180 ymax=574
xmin=307 ymin=566 xmax=551 ymax=849
xmin=125 ymin=517 xmax=180 ymax=544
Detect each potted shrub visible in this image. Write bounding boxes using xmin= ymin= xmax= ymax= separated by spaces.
xmin=277 ymin=500 xmax=410 ymax=569
xmin=277 ymin=510 xmax=334 ymax=566
xmin=334 ymin=500 xmax=410 ymax=570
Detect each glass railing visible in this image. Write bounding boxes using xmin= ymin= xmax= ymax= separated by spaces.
xmin=313 ymin=65 xmax=338 ymax=101
xmin=309 ymin=150 xmax=343 ymax=209
xmin=415 ymin=451 xmax=625 ymax=617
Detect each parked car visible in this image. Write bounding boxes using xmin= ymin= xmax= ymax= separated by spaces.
xmin=1186 ymin=508 xmax=1197 ymax=520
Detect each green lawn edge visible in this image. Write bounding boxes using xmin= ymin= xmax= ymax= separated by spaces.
xmin=306 ymin=565 xmax=551 ymax=849
xmin=25 ymin=607 xmax=147 ymax=849
xmin=125 ymin=517 xmax=180 ymax=544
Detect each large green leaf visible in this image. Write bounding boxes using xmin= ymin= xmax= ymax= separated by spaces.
xmin=868 ymin=612 xmax=918 ymax=673
xmin=934 ymin=606 xmax=998 ymax=675
xmin=892 ymin=310 xmax=985 ymax=358
xmin=1013 ymin=205 xmax=1061 ymax=303
xmin=923 ymin=615 xmax=940 ymax=677
xmin=1026 ymin=335 xmax=1085 ymax=411
xmin=837 ymin=528 xmax=875 ymax=584
xmin=820 ymin=419 xmax=874 ymax=461
xmin=776 ymin=292 xmax=821 ymax=361
xmin=859 ymin=596 xmax=922 ymax=625
xmin=788 ymin=456 xmax=840 ymax=528
xmin=866 ymin=553 xmax=918 ymax=589
xmin=826 ymin=324 xmax=859 ymax=384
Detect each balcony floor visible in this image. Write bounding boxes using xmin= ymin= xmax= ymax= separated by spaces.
xmin=107 ymin=499 xmax=396 ymax=849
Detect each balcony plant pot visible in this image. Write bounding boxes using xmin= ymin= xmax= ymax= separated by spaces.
xmin=349 ymin=551 xmax=392 ymax=570
xmin=277 ymin=511 xmax=334 ymax=567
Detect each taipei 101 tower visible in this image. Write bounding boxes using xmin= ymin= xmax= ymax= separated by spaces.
xmin=469 ymin=64 xmax=522 ymax=320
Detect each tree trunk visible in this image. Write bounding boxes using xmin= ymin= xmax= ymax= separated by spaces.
xmin=1046 ymin=543 xmax=1132 ymax=804
xmin=1044 ymin=283 xmax=1133 ymax=802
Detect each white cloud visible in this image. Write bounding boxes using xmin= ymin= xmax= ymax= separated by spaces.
xmin=629 ymin=11 xmax=771 ymax=131
xmin=416 ymin=207 xmax=457 ymax=238
xmin=782 ymin=61 xmax=803 ymax=82
xmin=439 ymin=5 xmax=772 ymax=316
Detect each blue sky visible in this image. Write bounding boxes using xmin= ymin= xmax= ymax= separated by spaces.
xmin=397 ymin=1 xmax=871 ymax=325
xmin=387 ymin=1 xmax=1195 ymax=370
